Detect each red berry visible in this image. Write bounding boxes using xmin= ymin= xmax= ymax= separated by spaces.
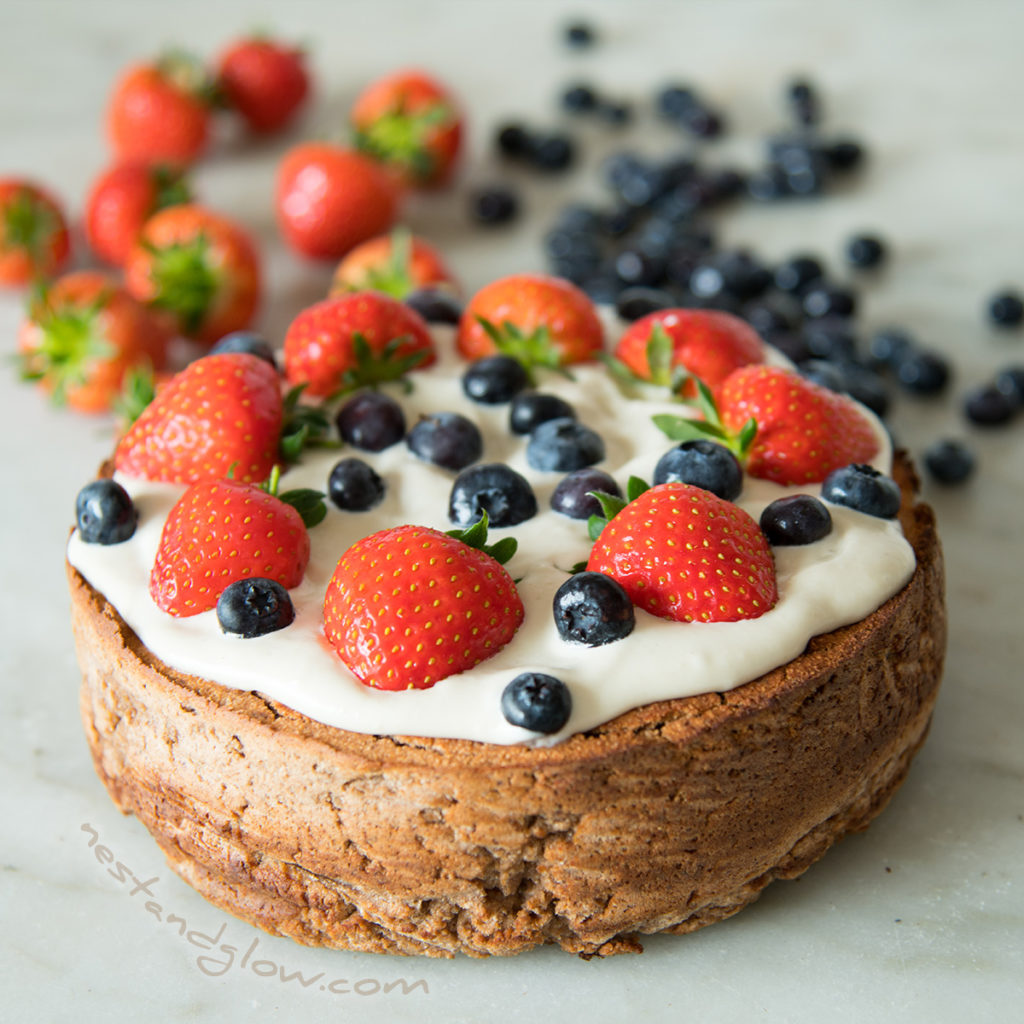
xmin=329 ymin=228 xmax=456 ymax=299
xmin=216 ymin=37 xmax=310 ymax=134
xmin=0 ymin=178 xmax=70 ymax=286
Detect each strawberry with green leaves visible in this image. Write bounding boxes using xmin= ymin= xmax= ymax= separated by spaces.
xmin=587 ymin=480 xmax=778 ymax=624
xmin=328 ymin=227 xmax=456 ymax=299
xmin=611 ymin=308 xmax=764 ymax=396
xmin=0 ymin=178 xmax=70 ymax=287
xmin=323 ymin=513 xmax=523 ymax=690
xmin=150 ymin=466 xmax=322 ymax=617
xmin=457 ymin=273 xmax=604 ymax=373
xmin=124 ymin=203 xmax=261 ymax=344
xmin=114 ymin=352 xmax=283 ymax=484
xmin=351 ymin=69 xmax=462 ymax=189
xmin=17 ymin=270 xmax=169 ymax=414
xmin=216 ymin=35 xmax=310 ymax=135
xmin=283 ymin=290 xmax=435 ymax=398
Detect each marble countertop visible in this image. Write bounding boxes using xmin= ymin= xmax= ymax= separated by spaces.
xmin=2 ymin=1 xmax=1022 ymax=1021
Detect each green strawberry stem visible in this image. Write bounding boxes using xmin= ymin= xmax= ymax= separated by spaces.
xmin=114 ymin=363 xmax=159 ymax=427
xmin=358 ymin=226 xmax=416 ymax=298
xmin=144 ymin=233 xmax=218 ymax=335
xmin=151 ymin=165 xmax=192 ymax=213
xmin=354 ymin=101 xmax=453 ymax=181
xmin=330 ymin=332 xmax=429 ymax=397
xmin=446 ymin=510 xmax=517 ymax=565
xmin=259 ymin=463 xmax=326 ymax=528
xmin=3 ymin=188 xmax=60 ymax=268
xmin=475 ymin=315 xmax=573 ymax=384
xmin=652 ymin=376 xmax=758 ymax=461
xmin=586 ymin=476 xmax=650 ymax=542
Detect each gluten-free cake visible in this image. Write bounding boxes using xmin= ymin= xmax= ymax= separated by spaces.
xmin=67 ymin=290 xmax=946 ymax=957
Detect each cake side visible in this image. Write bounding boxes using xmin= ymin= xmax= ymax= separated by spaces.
xmin=70 ymin=453 xmax=946 ymax=957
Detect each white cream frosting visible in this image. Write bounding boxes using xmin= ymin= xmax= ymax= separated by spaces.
xmin=67 ymin=324 xmax=916 ymax=746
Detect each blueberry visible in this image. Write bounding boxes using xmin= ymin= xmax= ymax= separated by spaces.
xmin=528 ymin=133 xmax=576 ymax=172
xmin=404 ymin=287 xmax=464 ymax=325
xmin=760 ymin=495 xmax=833 ymax=545
xmin=509 ymin=392 xmax=576 ymax=435
xmin=526 ymin=417 xmax=605 ymax=472
xmin=895 ymin=350 xmax=951 ymax=396
xmin=765 ymin=330 xmax=812 ymax=365
xmin=799 ymin=359 xmax=848 ymax=393
xmin=209 ymin=330 xmax=278 ymax=367
xmin=470 ymin=186 xmax=520 ymax=226
xmin=495 ymin=122 xmax=532 ymax=158
xmin=327 ymin=458 xmax=386 ymax=511
xmin=838 ymin=364 xmax=891 ymax=418
xmin=462 ymin=355 xmax=529 ymax=404
xmin=846 ymin=234 xmax=887 ymax=269
xmin=994 ymin=365 xmax=1024 ymax=407
xmin=615 ymin=286 xmax=676 ymax=321
xmin=824 ymin=138 xmax=866 ymax=172
xmin=802 ymin=283 xmax=857 ymax=319
xmin=407 ymin=412 xmax=483 ymax=471
xmin=614 ymin=248 xmax=665 ymax=288
xmin=75 ymin=479 xmax=137 ymax=545
xmin=656 ymin=83 xmax=699 ymax=120
xmin=553 ymin=572 xmax=635 ymax=647
xmin=597 ymin=99 xmax=633 ymax=126
xmin=501 ymin=672 xmax=572 ymax=733
xmin=987 ymin=290 xmax=1023 ymax=328
xmin=653 ymin=440 xmax=743 ymax=501
xmin=563 ymin=20 xmax=596 ymax=48
xmin=801 ymin=317 xmax=858 ymax=362
xmin=774 ymin=254 xmax=825 ymax=295
xmin=747 ymin=165 xmax=792 ymax=202
xmin=962 ymin=384 xmax=1016 ymax=426
xmin=335 ymin=391 xmax=406 ymax=451
xmin=562 ymin=83 xmax=598 ymax=113
xmin=786 ymin=78 xmax=821 ymax=125
xmin=216 ymin=578 xmax=295 ymax=638
xmin=449 ymin=463 xmax=537 ymax=528
xmin=821 ymin=463 xmax=901 ymax=518
xmin=550 ymin=468 xmax=621 ymax=519
xmin=868 ymin=327 xmax=916 ymax=369
xmin=923 ymin=439 xmax=976 ymax=485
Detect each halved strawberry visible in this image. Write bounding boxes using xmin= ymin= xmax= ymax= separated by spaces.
xmin=587 ymin=481 xmax=778 ymax=623
xmin=114 ymin=352 xmax=282 ymax=484
xmin=323 ymin=513 xmax=523 ymax=690
xmin=283 ymin=290 xmax=435 ymax=398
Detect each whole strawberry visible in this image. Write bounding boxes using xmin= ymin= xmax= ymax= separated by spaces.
xmin=587 ymin=482 xmax=778 ymax=623
xmin=351 ymin=68 xmax=463 ymax=188
xmin=613 ymin=308 xmax=764 ymax=395
xmin=106 ymin=54 xmax=214 ymax=166
xmin=323 ymin=518 xmax=523 ymax=690
xmin=216 ymin=35 xmax=310 ymax=135
xmin=84 ymin=161 xmax=191 ymax=266
xmin=124 ymin=203 xmax=261 ymax=344
xmin=457 ymin=273 xmax=604 ymax=371
xmin=718 ymin=365 xmax=879 ymax=485
xmin=114 ymin=352 xmax=282 ymax=484
xmin=276 ymin=143 xmax=399 ymax=260
xmin=329 ymin=228 xmax=456 ymax=299
xmin=0 ymin=178 xmax=70 ymax=286
xmin=150 ymin=476 xmax=311 ymax=617
xmin=18 ymin=270 xmax=169 ymax=413
xmin=283 ymin=291 xmax=435 ymax=397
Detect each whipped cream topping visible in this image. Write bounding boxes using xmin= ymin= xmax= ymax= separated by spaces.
xmin=67 ymin=324 xmax=916 ymax=746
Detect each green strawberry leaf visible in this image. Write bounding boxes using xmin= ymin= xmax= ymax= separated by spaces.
xmin=585 ymin=477 xmax=650 ymax=542
xmin=278 ymin=487 xmax=328 ymax=528
xmin=331 ymin=332 xmax=429 ymax=396
xmin=446 ymin=509 xmax=518 ymax=565
xmin=475 ymin=315 xmax=574 ymax=385
xmin=652 ymin=375 xmax=759 ymax=460
xmin=644 ymin=322 xmax=674 ymax=386
xmin=279 ymin=383 xmax=336 ymax=463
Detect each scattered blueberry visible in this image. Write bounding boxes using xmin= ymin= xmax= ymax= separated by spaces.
xmin=210 ymin=330 xmax=277 ymax=367
xmin=470 ymin=186 xmax=520 ymax=226
xmin=407 ymin=412 xmax=483 ymax=471
xmin=216 ymin=578 xmax=295 ymax=638
xmin=462 ymin=355 xmax=530 ymax=404
xmin=653 ymin=440 xmax=743 ymax=501
xmin=550 ymin=468 xmax=621 ymax=519
xmin=774 ymin=254 xmax=825 ymax=295
xmin=895 ymin=349 xmax=951 ymax=396
xmin=615 ymin=286 xmax=676 ymax=320
xmin=868 ymin=327 xmax=916 ymax=370
xmin=802 ymin=283 xmax=857 ymax=319
xmin=327 ymin=458 xmax=386 ymax=512
xmin=529 ymin=132 xmax=576 ymax=172
xmin=526 ymin=417 xmax=606 ymax=472
xmin=846 ymin=234 xmax=887 ymax=269
xmin=509 ymin=392 xmax=576 ymax=435
xmin=75 ymin=479 xmax=137 ymax=545
xmin=335 ymin=391 xmax=406 ymax=451
xmin=597 ymin=99 xmax=634 ymax=126
xmin=986 ymin=289 xmax=1023 ymax=328
xmin=823 ymin=138 xmax=866 ymax=172
xmin=561 ymin=83 xmax=598 ymax=113
xmin=563 ymin=20 xmax=596 ymax=48
xmin=801 ymin=317 xmax=858 ymax=362
xmin=994 ymin=365 xmax=1024 ymax=407
xmin=495 ymin=122 xmax=532 ymax=158
xmin=962 ymin=383 xmax=1016 ymax=426
xmin=449 ymin=462 xmax=538 ymax=528
xmin=501 ymin=672 xmax=573 ymax=733
xmin=923 ymin=439 xmax=976 ymax=485
xmin=404 ymin=287 xmax=463 ymax=325
xmin=759 ymin=495 xmax=833 ymax=545
xmin=821 ymin=463 xmax=901 ymax=518
xmin=786 ymin=78 xmax=821 ymax=125
xmin=553 ymin=572 xmax=635 ymax=646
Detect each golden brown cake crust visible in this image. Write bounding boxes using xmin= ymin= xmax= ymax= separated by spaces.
xmin=70 ymin=453 xmax=946 ymax=958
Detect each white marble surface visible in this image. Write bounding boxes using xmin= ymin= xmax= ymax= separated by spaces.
xmin=2 ymin=1 xmax=1023 ymax=1020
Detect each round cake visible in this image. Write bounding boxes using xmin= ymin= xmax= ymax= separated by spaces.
xmin=66 ymin=312 xmax=946 ymax=958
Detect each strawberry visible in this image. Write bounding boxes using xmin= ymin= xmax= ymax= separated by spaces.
xmin=276 ymin=143 xmax=400 ymax=261
xmin=283 ymin=291 xmax=435 ymax=398
xmin=323 ymin=515 xmax=523 ymax=690
xmin=351 ymin=69 xmax=462 ymax=189
xmin=587 ymin=481 xmax=778 ymax=623
xmin=150 ymin=474 xmax=312 ymax=617
xmin=216 ymin=35 xmax=310 ymax=135
xmin=717 ymin=365 xmax=879 ymax=485
xmin=0 ymin=178 xmax=70 ymax=286
xmin=612 ymin=308 xmax=764 ymax=396
xmin=84 ymin=160 xmax=191 ymax=267
xmin=328 ymin=227 xmax=457 ymax=299
xmin=124 ymin=203 xmax=261 ymax=344
xmin=456 ymin=273 xmax=604 ymax=371
xmin=106 ymin=54 xmax=215 ymax=166
xmin=114 ymin=352 xmax=283 ymax=484
xmin=17 ymin=270 xmax=169 ymax=414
